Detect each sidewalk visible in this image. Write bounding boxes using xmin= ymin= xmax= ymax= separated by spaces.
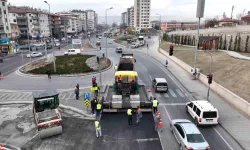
xmin=159 ymin=48 xmax=250 ymax=150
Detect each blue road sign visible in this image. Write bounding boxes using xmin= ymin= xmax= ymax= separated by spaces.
xmin=84 ymin=93 xmax=90 ymax=99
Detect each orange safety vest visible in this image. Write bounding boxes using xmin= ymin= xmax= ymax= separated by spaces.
xmin=158 ymin=121 xmax=163 ymax=127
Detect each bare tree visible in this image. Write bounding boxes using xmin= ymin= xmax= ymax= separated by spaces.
xmin=236 ymin=13 xmax=244 ymax=20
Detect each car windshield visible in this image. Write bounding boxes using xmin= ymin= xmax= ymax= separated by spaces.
xmin=202 ymin=111 xmax=217 ymax=118
xmin=157 ymin=82 xmax=167 ymax=86
xmin=186 ymin=134 xmax=205 ymax=143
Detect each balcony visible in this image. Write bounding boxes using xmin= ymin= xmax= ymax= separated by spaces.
xmin=18 ymin=22 xmax=28 ymax=25
xmin=0 ymin=29 xmax=4 ymax=33
xmin=17 ymin=16 xmax=27 ymax=19
xmin=32 ymin=16 xmax=39 ymax=20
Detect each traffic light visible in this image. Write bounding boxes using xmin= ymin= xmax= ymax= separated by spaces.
xmin=207 ymin=74 xmax=213 ymax=84
xmin=169 ymin=45 xmax=174 ymax=56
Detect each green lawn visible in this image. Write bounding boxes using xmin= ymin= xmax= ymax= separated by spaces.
xmin=28 ymin=55 xmax=94 ymax=74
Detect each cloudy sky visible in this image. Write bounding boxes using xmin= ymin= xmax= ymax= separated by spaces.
xmin=8 ymin=0 xmax=250 ymax=23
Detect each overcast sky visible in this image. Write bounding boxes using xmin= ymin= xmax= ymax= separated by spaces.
xmin=8 ymin=0 xmax=250 ymax=23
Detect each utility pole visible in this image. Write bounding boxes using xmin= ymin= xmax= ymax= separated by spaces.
xmin=206 ymin=51 xmax=213 ymax=101
xmin=64 ymin=17 xmax=68 ymax=46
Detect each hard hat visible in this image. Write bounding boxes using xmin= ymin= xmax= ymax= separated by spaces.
xmin=147 ymin=89 xmax=151 ymax=92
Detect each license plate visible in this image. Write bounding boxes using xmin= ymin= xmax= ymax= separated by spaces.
xmin=206 ymin=119 xmax=213 ymax=122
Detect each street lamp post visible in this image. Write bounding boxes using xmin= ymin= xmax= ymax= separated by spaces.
xmin=44 ymin=1 xmax=56 ymax=72
xmin=105 ymin=7 xmax=113 ymax=62
xmin=156 ymin=13 xmax=161 ymax=49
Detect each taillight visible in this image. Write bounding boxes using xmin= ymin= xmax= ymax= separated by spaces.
xmin=184 ymin=145 xmax=193 ymax=150
xmin=199 ymin=118 xmax=202 ymax=122
xmin=205 ymin=146 xmax=210 ymax=150
xmin=217 ymin=117 xmax=219 ymax=121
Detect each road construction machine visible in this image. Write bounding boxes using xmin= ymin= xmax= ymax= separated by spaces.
xmin=32 ymin=90 xmax=62 ymax=139
xmin=101 ymin=52 xmax=153 ymax=112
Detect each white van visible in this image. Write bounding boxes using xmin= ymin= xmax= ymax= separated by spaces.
xmin=186 ymin=100 xmax=219 ymax=126
xmin=64 ymin=49 xmax=81 ymax=55
xmin=152 ymin=78 xmax=168 ymax=92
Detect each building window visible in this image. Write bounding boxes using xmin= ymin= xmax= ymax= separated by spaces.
xmin=13 ymin=19 xmax=16 ymax=22
xmin=5 ymin=18 xmax=7 ymax=22
xmin=3 ymin=10 xmax=6 ymax=14
xmin=6 ymin=26 xmax=9 ymax=30
xmin=29 ymin=14 xmax=31 ymax=16
xmin=13 ymin=14 xmax=15 ymax=16
xmin=30 ymin=20 xmax=32 ymax=22
xmin=2 ymin=2 xmax=5 ymax=6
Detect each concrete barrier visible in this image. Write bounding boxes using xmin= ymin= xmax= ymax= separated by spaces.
xmin=159 ymin=48 xmax=250 ymax=116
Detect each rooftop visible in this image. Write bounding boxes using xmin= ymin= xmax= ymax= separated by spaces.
xmin=180 ymin=122 xmax=200 ymax=134
xmin=219 ymin=17 xmax=233 ymax=22
xmin=193 ymin=100 xmax=217 ymax=111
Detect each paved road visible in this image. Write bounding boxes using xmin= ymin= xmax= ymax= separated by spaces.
xmin=0 ymin=35 xmax=245 ymax=150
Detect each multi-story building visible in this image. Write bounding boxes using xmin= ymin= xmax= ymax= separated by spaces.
xmin=51 ymin=14 xmax=63 ymax=38
xmin=57 ymin=12 xmax=77 ymax=34
xmin=71 ymin=10 xmax=87 ymax=32
xmin=134 ymin=0 xmax=151 ymax=32
xmin=8 ymin=6 xmax=50 ymax=38
xmin=0 ymin=0 xmax=11 ymax=38
xmin=86 ymin=9 xmax=95 ymax=31
xmin=127 ymin=6 xmax=134 ymax=27
xmin=94 ymin=12 xmax=98 ymax=29
xmin=121 ymin=12 xmax=128 ymax=25
xmin=10 ymin=23 xmax=20 ymax=38
xmin=160 ymin=21 xmax=197 ymax=31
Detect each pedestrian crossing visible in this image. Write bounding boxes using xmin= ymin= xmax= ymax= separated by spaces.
xmin=0 ymin=88 xmax=187 ymax=102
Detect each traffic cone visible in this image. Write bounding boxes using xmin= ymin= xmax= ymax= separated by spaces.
xmin=1 ymin=75 xmax=4 ymax=80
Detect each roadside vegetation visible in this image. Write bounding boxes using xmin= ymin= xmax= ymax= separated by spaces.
xmin=161 ymin=40 xmax=250 ymax=102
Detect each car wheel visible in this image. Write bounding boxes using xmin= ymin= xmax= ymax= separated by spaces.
xmin=186 ymin=106 xmax=188 ymax=113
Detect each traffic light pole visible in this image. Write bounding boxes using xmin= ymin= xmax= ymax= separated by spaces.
xmin=206 ymin=51 xmax=213 ymax=101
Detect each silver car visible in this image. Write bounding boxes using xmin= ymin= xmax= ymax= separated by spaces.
xmin=170 ymin=119 xmax=210 ymax=150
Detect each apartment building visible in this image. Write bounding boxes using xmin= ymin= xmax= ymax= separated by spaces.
xmin=57 ymin=12 xmax=78 ymax=34
xmin=134 ymin=0 xmax=151 ymax=32
xmin=0 ymin=0 xmax=11 ymax=38
xmin=127 ymin=6 xmax=134 ymax=27
xmin=160 ymin=21 xmax=197 ymax=31
xmin=94 ymin=12 xmax=98 ymax=29
xmin=86 ymin=10 xmax=95 ymax=31
xmin=51 ymin=14 xmax=64 ymax=38
xmin=121 ymin=12 xmax=128 ymax=25
xmin=8 ymin=6 xmax=50 ymax=38
xmin=71 ymin=10 xmax=87 ymax=32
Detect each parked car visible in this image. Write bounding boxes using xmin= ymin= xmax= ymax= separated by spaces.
xmin=170 ymin=119 xmax=210 ymax=150
xmin=116 ymin=47 xmax=123 ymax=53
xmin=99 ymin=36 xmax=102 ymax=39
xmin=54 ymin=43 xmax=60 ymax=47
xmin=33 ymin=43 xmax=45 ymax=47
xmin=46 ymin=45 xmax=53 ymax=49
xmin=152 ymin=78 xmax=168 ymax=92
xmin=26 ymin=52 xmax=43 ymax=58
xmin=186 ymin=100 xmax=219 ymax=126
xmin=64 ymin=49 xmax=81 ymax=55
xmin=0 ymin=57 xmax=3 ymax=63
xmin=108 ymin=41 xmax=113 ymax=44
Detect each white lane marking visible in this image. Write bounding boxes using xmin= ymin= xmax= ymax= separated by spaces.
xmin=163 ymin=105 xmax=172 ymax=121
xmin=12 ymin=93 xmax=21 ymax=99
xmin=159 ymin=103 xmax=186 ymax=106
xmin=176 ymin=89 xmax=184 ymax=97
xmin=8 ymin=93 xmax=18 ymax=99
xmin=136 ymin=138 xmax=159 ymax=142
xmin=213 ymin=127 xmax=234 ymax=150
xmin=149 ymin=75 xmax=152 ymax=80
xmin=1 ymin=94 xmax=10 ymax=99
xmin=155 ymin=93 xmax=161 ymax=98
xmin=163 ymin=93 xmax=169 ymax=97
xmin=17 ymin=93 xmax=26 ymax=100
xmin=26 ymin=94 xmax=33 ymax=100
xmin=169 ymin=89 xmax=177 ymax=97
xmin=142 ymin=65 xmax=148 ymax=72
xmin=69 ymin=93 xmax=75 ymax=99
xmin=0 ymin=94 xmax=7 ymax=99
xmin=22 ymin=94 xmax=31 ymax=100
xmin=62 ymin=93 xmax=67 ymax=99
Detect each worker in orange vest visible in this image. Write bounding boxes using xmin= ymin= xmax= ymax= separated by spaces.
xmin=157 ymin=119 xmax=163 ymax=132
xmin=136 ymin=106 xmax=142 ymax=124
xmin=154 ymin=111 xmax=161 ymax=131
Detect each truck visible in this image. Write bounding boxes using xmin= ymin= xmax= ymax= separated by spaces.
xmin=33 ymin=90 xmax=63 ymax=139
xmin=101 ymin=52 xmax=153 ymax=112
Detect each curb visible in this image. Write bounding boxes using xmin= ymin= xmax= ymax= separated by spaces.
xmin=16 ymin=58 xmax=113 ymax=78
xmin=0 ymin=101 xmax=95 ymax=120
xmin=1 ymin=144 xmax=21 ymax=150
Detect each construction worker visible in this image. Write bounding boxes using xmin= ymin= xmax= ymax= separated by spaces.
xmin=95 ymin=119 xmax=102 ymax=137
xmin=91 ymin=98 xmax=98 ymax=114
xmin=127 ymin=107 xmax=133 ymax=126
xmin=154 ymin=112 xmax=161 ymax=131
xmin=75 ymin=84 xmax=79 ymax=100
xmin=114 ymin=64 xmax=118 ymax=71
xmin=157 ymin=119 xmax=163 ymax=132
xmin=152 ymin=97 xmax=159 ymax=114
xmin=96 ymin=102 xmax=102 ymax=119
xmin=136 ymin=106 xmax=142 ymax=124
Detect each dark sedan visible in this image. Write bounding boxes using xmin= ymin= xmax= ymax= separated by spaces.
xmin=46 ymin=45 xmax=53 ymax=49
